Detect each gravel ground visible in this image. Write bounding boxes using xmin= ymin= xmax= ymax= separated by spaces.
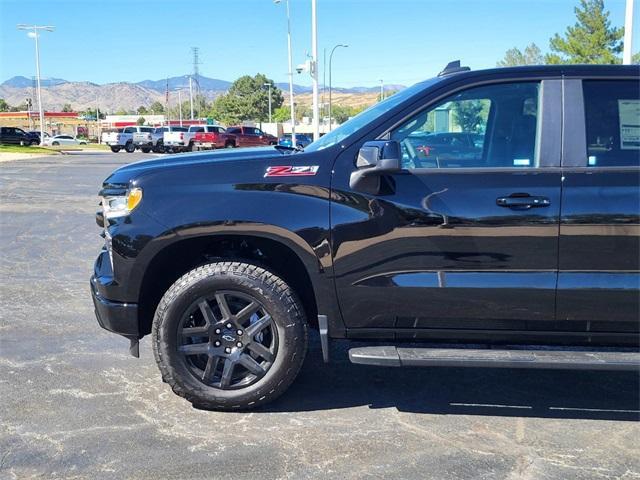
xmin=1 ymin=152 xmax=639 ymax=480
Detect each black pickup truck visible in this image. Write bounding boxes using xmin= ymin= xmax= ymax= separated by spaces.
xmin=92 ymin=63 xmax=640 ymax=410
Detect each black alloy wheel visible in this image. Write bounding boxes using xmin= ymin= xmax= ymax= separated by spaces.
xmin=152 ymin=262 xmax=308 ymax=410
xmin=178 ymin=291 xmax=277 ymax=389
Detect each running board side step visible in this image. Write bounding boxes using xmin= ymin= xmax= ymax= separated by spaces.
xmin=348 ymin=346 xmax=640 ymax=371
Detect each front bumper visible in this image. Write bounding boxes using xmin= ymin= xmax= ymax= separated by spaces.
xmin=91 ymin=252 xmax=140 ymax=356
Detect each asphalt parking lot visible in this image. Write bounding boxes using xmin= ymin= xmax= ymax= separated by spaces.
xmin=1 ymin=151 xmax=639 ymax=479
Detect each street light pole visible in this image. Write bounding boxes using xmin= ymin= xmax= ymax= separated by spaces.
xmin=18 ymin=24 xmax=55 ymax=145
xmin=623 ymin=0 xmax=635 ymax=64
xmin=379 ymin=79 xmax=384 ymax=101
xmin=177 ymin=89 xmax=183 ymax=126
xmin=263 ymin=83 xmax=273 ymax=123
xmin=328 ymin=44 xmax=348 ymax=132
xmin=274 ymin=0 xmax=296 ymax=146
xmin=311 ymin=0 xmax=319 ymax=141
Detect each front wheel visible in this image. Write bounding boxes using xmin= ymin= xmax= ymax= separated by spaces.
xmin=141 ymin=147 xmax=151 ymax=153
xmin=152 ymin=262 xmax=308 ymax=411
xmin=52 ymin=141 xmax=59 ymax=146
xmin=125 ymin=142 xmax=135 ymax=153
xmin=110 ymin=146 xmax=121 ymax=153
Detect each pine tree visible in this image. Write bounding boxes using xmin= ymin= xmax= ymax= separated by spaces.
xmin=545 ymin=0 xmax=623 ymax=64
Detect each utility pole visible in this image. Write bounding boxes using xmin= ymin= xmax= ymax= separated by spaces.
xmin=274 ymin=0 xmax=296 ymax=146
xmin=263 ymin=83 xmax=273 ymax=123
xmin=311 ymin=0 xmax=319 ymax=141
xmin=177 ymin=90 xmax=183 ymax=126
xmin=191 ymin=47 xmax=201 ymax=118
xmin=188 ymin=76 xmax=194 ymax=120
xmin=17 ymin=24 xmax=55 ymax=145
xmin=96 ymin=95 xmax=100 ymax=143
xmin=623 ymin=0 xmax=635 ymax=64
xmin=379 ymin=79 xmax=384 ymax=101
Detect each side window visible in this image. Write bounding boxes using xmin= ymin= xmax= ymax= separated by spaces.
xmin=390 ymin=82 xmax=540 ymax=169
xmin=123 ymin=127 xmax=133 ymax=133
xmin=583 ymin=80 xmax=640 ymax=167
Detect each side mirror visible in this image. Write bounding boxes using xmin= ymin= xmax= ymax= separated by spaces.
xmin=350 ymin=140 xmax=401 ymax=194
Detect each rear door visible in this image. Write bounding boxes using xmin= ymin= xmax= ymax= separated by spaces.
xmin=557 ymin=77 xmax=640 ymax=343
xmin=330 ymin=79 xmax=563 ymax=339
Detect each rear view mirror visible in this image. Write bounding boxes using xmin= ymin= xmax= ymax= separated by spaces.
xmin=350 ymin=140 xmax=401 ymax=194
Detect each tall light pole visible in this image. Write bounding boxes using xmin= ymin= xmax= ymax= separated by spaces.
xmin=274 ymin=0 xmax=296 ymax=146
xmin=311 ymin=0 xmax=319 ymax=141
xmin=188 ymin=76 xmax=194 ymax=120
xmin=623 ymin=0 xmax=635 ymax=64
xmin=379 ymin=79 xmax=384 ymax=101
xmin=17 ymin=24 xmax=55 ymax=145
xmin=328 ymin=44 xmax=348 ymax=131
xmin=263 ymin=82 xmax=273 ymax=123
xmin=176 ymin=89 xmax=183 ymax=126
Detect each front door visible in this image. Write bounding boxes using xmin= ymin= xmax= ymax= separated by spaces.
xmin=330 ymin=80 xmax=563 ymax=339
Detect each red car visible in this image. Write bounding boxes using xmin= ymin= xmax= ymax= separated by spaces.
xmin=226 ymin=126 xmax=277 ymax=147
xmin=193 ymin=126 xmax=237 ymax=150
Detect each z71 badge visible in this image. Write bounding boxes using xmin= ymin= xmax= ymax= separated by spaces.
xmin=264 ymin=165 xmax=319 ymax=177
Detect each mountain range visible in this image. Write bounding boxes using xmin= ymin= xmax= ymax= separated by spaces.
xmin=0 ymin=75 xmax=405 ymax=112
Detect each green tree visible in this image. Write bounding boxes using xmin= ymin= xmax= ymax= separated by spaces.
xmin=498 ymin=43 xmax=544 ymax=66
xmin=633 ymin=52 xmax=640 ymax=64
xmin=546 ymin=0 xmax=623 ymax=64
xmin=61 ymin=103 xmax=73 ymax=112
xmin=149 ymin=101 xmax=164 ymax=114
xmin=452 ymin=100 xmax=487 ymax=133
xmin=137 ymin=105 xmax=148 ymax=115
xmin=115 ymin=108 xmax=129 ymax=115
xmin=272 ymin=105 xmax=292 ymax=123
xmin=0 ymin=98 xmax=9 ymax=112
xmin=210 ymin=74 xmax=284 ymax=124
xmin=136 ymin=116 xmax=146 ymax=125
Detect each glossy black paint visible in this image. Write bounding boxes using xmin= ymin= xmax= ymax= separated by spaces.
xmin=91 ymin=65 xmax=640 ymax=348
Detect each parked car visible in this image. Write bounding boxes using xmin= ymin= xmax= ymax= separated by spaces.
xmin=406 ymin=131 xmax=484 ymax=168
xmin=151 ymin=126 xmax=188 ymax=153
xmin=27 ymin=131 xmax=50 ymax=143
xmin=226 ymin=126 xmax=277 ymax=147
xmin=0 ymin=127 xmax=38 ymax=146
xmin=193 ymin=125 xmax=237 ymax=150
xmin=43 ymin=135 xmax=87 ymax=146
xmin=91 ymin=62 xmax=640 ymax=411
xmin=278 ymin=133 xmax=312 ymax=149
xmin=101 ymin=126 xmax=154 ymax=153
xmin=163 ymin=125 xmax=206 ymax=152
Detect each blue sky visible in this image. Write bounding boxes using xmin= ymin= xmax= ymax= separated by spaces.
xmin=1 ymin=0 xmax=638 ymax=88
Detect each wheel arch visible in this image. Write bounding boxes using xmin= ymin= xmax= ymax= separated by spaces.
xmin=137 ymin=228 xmax=330 ymax=338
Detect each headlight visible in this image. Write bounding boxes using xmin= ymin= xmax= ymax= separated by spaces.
xmin=102 ymin=187 xmax=143 ymax=219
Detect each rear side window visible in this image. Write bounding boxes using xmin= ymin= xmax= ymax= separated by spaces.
xmin=583 ymin=80 xmax=640 ymax=167
xmin=227 ymin=128 xmax=240 ymax=134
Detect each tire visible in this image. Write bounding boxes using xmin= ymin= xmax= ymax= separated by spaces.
xmin=152 ymin=262 xmax=308 ymax=411
xmin=125 ymin=141 xmax=135 ymax=153
xmin=187 ymin=142 xmax=195 ymax=152
xmin=153 ymin=141 xmax=164 ymax=153
xmin=225 ymin=141 xmax=235 ymax=149
xmin=52 ymin=141 xmax=59 ymax=146
xmin=80 ymin=142 xmax=87 ymax=145
xmin=110 ymin=146 xmax=121 ymax=153
xmin=141 ymin=147 xmax=151 ymax=153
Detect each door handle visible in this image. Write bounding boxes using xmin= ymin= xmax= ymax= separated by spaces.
xmin=496 ymin=194 xmax=550 ymax=209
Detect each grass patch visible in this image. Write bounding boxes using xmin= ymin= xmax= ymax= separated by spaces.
xmin=0 ymin=144 xmax=57 ymax=155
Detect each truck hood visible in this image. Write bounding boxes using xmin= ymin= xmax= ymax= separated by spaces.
xmin=104 ymin=147 xmax=287 ymax=185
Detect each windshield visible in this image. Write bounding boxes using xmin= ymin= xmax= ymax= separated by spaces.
xmin=304 ymin=79 xmax=436 ymax=152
